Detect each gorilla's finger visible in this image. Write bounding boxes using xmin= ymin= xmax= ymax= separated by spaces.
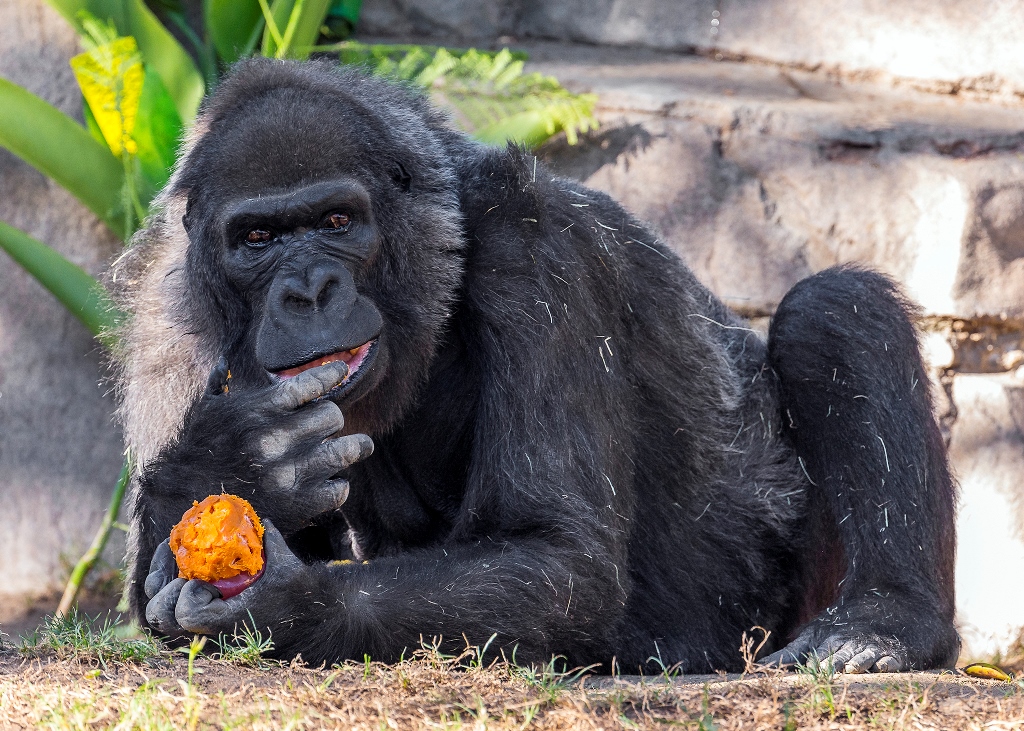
xmin=307 ymin=479 xmax=351 ymax=516
xmin=146 ymin=577 xmax=187 ymax=635
xmin=874 ymin=655 xmax=901 ymax=673
xmin=296 ymin=400 xmax=345 ymax=439
xmin=761 ymin=644 xmax=805 ymax=668
xmin=270 ymin=361 xmax=349 ymax=411
xmin=819 ymin=641 xmax=858 ymax=671
xmin=814 ymin=635 xmax=847 ymax=656
xmin=255 ymin=401 xmax=345 ymax=461
xmin=259 ymin=518 xmax=309 ymax=583
xmin=844 ymin=649 xmax=877 ymax=674
xmin=301 ymin=433 xmax=374 ymax=478
xmin=760 ymin=629 xmax=813 ymax=668
xmin=145 ymin=540 xmax=178 ymax=599
xmin=204 ymin=356 xmax=231 ymax=396
xmin=175 ymin=580 xmax=230 ymax=635
xmin=262 ymin=518 xmax=297 ymax=562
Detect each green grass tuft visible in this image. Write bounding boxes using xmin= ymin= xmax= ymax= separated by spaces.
xmin=213 ymin=620 xmax=275 ymax=668
xmin=20 ymin=609 xmax=160 ymax=666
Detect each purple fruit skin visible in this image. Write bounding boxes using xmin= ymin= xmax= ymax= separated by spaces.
xmin=212 ymin=564 xmax=265 ymax=599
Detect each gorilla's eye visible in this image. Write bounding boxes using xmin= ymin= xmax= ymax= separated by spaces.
xmin=325 ymin=213 xmax=350 ymax=229
xmin=245 ymin=229 xmax=272 ymax=246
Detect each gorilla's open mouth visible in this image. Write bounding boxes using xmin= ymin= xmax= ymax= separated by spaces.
xmin=273 ymin=340 xmax=377 ymax=385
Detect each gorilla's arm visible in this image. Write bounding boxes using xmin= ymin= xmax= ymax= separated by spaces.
xmin=142 ymin=262 xmax=634 ymax=663
xmin=128 ymin=359 xmax=373 ymax=626
xmin=142 ymin=314 xmax=631 ymax=663
xmin=148 ymin=523 xmax=619 ymax=665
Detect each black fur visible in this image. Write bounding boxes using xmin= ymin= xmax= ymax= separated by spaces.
xmin=117 ymin=58 xmax=959 ymax=672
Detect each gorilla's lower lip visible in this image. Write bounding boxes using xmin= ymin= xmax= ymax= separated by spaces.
xmin=274 ymin=340 xmax=376 ymax=380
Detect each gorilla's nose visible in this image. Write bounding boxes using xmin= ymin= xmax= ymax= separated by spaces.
xmin=274 ymin=263 xmax=355 ymax=318
xmin=257 ymin=258 xmax=382 ymax=373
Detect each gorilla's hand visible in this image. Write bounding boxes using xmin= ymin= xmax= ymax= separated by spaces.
xmin=143 ymin=540 xmax=189 ymax=641
xmin=150 ymin=357 xmax=374 ymax=535
xmin=146 ymin=520 xmax=318 ymax=641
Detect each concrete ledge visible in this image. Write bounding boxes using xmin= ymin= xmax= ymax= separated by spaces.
xmin=523 ymin=43 xmax=1024 ymax=318
xmin=360 ymin=0 xmax=1024 ymax=97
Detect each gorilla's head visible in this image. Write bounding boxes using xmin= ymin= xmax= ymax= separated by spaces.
xmin=170 ymin=59 xmax=467 ymax=434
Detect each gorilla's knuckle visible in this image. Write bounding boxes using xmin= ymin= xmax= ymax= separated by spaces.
xmin=319 ymin=479 xmax=350 ymax=509
xmin=312 ymin=400 xmax=345 ymax=429
xmin=265 ymin=463 xmax=298 ymax=492
xmin=256 ymin=430 xmax=291 ymax=461
xmin=271 ymin=381 xmax=306 ymax=411
xmin=313 ymin=441 xmax=351 ymax=473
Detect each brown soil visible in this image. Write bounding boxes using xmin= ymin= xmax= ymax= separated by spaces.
xmin=2 ymin=649 xmax=1023 ymax=730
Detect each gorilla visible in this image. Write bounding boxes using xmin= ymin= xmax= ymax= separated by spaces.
xmin=109 ymin=57 xmax=959 ymax=673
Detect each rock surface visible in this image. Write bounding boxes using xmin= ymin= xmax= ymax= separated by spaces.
xmin=360 ymin=0 xmax=1024 ymax=97
xmin=0 ymin=0 xmax=125 ymax=608
xmin=528 ymin=43 xmax=1024 ymax=319
xmin=949 ymin=374 xmax=1024 ymax=660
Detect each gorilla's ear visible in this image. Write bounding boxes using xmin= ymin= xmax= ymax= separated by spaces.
xmin=391 ymin=161 xmax=412 ymax=193
xmin=182 ymin=193 xmax=196 ymax=234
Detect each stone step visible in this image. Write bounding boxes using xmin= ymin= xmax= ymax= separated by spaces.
xmin=360 ymin=0 xmax=1024 ymax=99
xmin=528 ymin=44 xmax=1024 ymax=660
xmin=528 ymin=42 xmax=1024 ymax=321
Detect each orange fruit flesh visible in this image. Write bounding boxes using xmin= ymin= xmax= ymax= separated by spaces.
xmin=170 ymin=494 xmax=265 ymax=583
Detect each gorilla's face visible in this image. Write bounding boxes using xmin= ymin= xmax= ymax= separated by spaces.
xmin=219 ymin=178 xmax=387 ymax=408
xmin=173 ymin=70 xmax=465 ymax=435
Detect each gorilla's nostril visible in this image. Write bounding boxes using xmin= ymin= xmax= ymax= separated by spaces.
xmin=316 ymin=278 xmax=338 ymax=309
xmin=284 ymin=294 xmax=311 ymax=312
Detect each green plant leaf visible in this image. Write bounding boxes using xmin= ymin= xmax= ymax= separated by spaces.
xmin=0 ymin=220 xmax=119 ymax=337
xmin=435 ymin=49 xmax=599 ymax=145
xmin=45 ymin=0 xmax=204 ymax=122
xmin=324 ymin=40 xmax=528 ymax=64
xmin=261 ymin=0 xmax=331 ymax=60
xmin=70 ymin=36 xmax=145 ymax=157
xmin=457 ymin=84 xmax=599 ymax=147
xmin=133 ymin=69 xmax=183 ymax=203
xmin=82 ymin=101 xmax=106 ymax=146
xmin=0 ymin=77 xmax=126 ymax=238
xmin=205 ymin=0 xmax=264 ymax=64
xmin=321 ymin=0 xmax=362 ymax=40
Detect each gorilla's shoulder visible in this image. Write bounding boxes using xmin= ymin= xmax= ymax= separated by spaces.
xmin=455 ymin=144 xmax=617 ymax=243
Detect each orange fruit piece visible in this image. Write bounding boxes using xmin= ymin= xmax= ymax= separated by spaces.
xmin=170 ymin=494 xmax=265 ymax=583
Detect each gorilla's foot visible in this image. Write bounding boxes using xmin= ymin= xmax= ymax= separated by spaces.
xmin=760 ymin=592 xmax=959 ymax=673
xmin=761 ymin=624 xmax=907 ymax=673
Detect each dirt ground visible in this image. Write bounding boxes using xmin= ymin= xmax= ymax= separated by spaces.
xmin=2 ymin=646 xmax=1023 ymax=730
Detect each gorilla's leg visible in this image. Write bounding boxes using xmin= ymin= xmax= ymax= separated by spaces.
xmin=765 ymin=266 xmax=959 ymax=672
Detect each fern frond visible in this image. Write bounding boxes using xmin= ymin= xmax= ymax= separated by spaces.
xmin=332 ymin=42 xmax=597 ymax=147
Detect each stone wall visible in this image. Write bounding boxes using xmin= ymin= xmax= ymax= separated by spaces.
xmin=361 ymin=0 xmax=1024 ymax=98
xmin=0 ymin=0 xmax=125 ymax=618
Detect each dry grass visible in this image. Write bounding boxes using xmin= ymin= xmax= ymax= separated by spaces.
xmin=3 ymin=641 xmax=1024 ymax=730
